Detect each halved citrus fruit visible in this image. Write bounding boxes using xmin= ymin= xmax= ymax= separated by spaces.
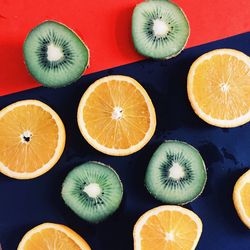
xmin=17 ymin=223 xmax=91 ymax=250
xmin=0 ymin=100 xmax=65 ymax=179
xmin=134 ymin=205 xmax=202 ymax=250
xmin=233 ymin=169 xmax=250 ymax=228
xmin=187 ymin=49 xmax=250 ymax=128
xmin=77 ymin=75 xmax=156 ymax=156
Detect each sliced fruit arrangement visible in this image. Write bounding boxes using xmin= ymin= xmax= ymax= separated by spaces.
xmin=17 ymin=223 xmax=91 ymax=250
xmin=62 ymin=161 xmax=123 ymax=223
xmin=133 ymin=205 xmax=202 ymax=250
xmin=187 ymin=49 xmax=250 ymax=128
xmin=23 ymin=20 xmax=89 ymax=88
xmin=233 ymin=169 xmax=250 ymax=228
xmin=132 ymin=0 xmax=190 ymax=59
xmin=145 ymin=140 xmax=207 ymax=205
xmin=0 ymin=100 xmax=65 ymax=179
xmin=77 ymin=75 xmax=156 ymax=156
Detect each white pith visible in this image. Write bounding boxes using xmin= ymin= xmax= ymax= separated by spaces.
xmin=169 ymin=162 xmax=185 ymax=180
xmin=0 ymin=100 xmax=66 ymax=179
xmin=165 ymin=232 xmax=174 ymax=241
xmin=77 ymin=75 xmax=156 ymax=156
xmin=133 ymin=205 xmax=202 ymax=250
xmin=153 ymin=19 xmax=169 ymax=37
xmin=220 ymin=82 xmax=230 ymax=93
xmin=83 ymin=183 xmax=102 ymax=198
xmin=187 ymin=49 xmax=250 ymax=128
xmin=20 ymin=130 xmax=32 ymax=144
xmin=47 ymin=43 xmax=64 ymax=62
xmin=112 ymin=106 xmax=123 ymax=120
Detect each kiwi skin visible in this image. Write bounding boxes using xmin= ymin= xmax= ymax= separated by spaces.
xmin=61 ymin=161 xmax=123 ymax=224
xmin=23 ymin=20 xmax=90 ymax=88
xmin=132 ymin=0 xmax=190 ymax=60
xmin=145 ymin=140 xmax=207 ymax=205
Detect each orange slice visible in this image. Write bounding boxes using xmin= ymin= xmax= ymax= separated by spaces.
xmin=233 ymin=169 xmax=250 ymax=228
xmin=17 ymin=223 xmax=91 ymax=250
xmin=0 ymin=100 xmax=65 ymax=179
xmin=133 ymin=205 xmax=202 ymax=250
xmin=77 ymin=75 xmax=156 ymax=156
xmin=187 ymin=49 xmax=250 ymax=128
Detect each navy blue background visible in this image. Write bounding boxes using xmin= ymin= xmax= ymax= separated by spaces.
xmin=0 ymin=32 xmax=250 ymax=250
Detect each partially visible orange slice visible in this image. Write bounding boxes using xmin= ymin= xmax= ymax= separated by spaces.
xmin=133 ymin=205 xmax=202 ymax=250
xmin=187 ymin=49 xmax=250 ymax=128
xmin=77 ymin=75 xmax=156 ymax=156
xmin=17 ymin=223 xmax=91 ymax=250
xmin=0 ymin=100 xmax=65 ymax=179
xmin=233 ymin=169 xmax=250 ymax=228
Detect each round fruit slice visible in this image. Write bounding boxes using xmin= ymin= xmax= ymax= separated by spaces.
xmin=23 ymin=20 xmax=89 ymax=88
xmin=17 ymin=223 xmax=91 ymax=250
xmin=145 ymin=140 xmax=207 ymax=205
xmin=61 ymin=161 xmax=123 ymax=223
xmin=132 ymin=0 xmax=190 ymax=59
xmin=187 ymin=49 xmax=250 ymax=128
xmin=0 ymin=100 xmax=65 ymax=179
xmin=133 ymin=205 xmax=202 ymax=250
xmin=77 ymin=75 xmax=156 ymax=156
xmin=233 ymin=169 xmax=250 ymax=228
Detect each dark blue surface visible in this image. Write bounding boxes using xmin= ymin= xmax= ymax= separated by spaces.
xmin=1 ymin=32 xmax=250 ymax=250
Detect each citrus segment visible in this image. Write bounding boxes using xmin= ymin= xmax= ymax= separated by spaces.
xmin=187 ymin=49 xmax=250 ymax=127
xmin=17 ymin=223 xmax=91 ymax=250
xmin=134 ymin=206 xmax=202 ymax=250
xmin=233 ymin=170 xmax=250 ymax=228
xmin=77 ymin=75 xmax=156 ymax=156
xmin=0 ymin=100 xmax=65 ymax=179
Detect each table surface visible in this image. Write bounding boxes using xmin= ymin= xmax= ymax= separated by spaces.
xmin=0 ymin=32 xmax=250 ymax=250
xmin=0 ymin=0 xmax=250 ymax=95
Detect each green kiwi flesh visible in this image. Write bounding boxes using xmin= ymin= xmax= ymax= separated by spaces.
xmin=132 ymin=0 xmax=190 ymax=59
xmin=23 ymin=20 xmax=89 ymax=88
xmin=145 ymin=140 xmax=207 ymax=205
xmin=61 ymin=161 xmax=123 ymax=223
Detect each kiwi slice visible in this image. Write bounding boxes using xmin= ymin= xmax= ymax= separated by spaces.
xmin=61 ymin=161 xmax=123 ymax=223
xmin=132 ymin=0 xmax=190 ymax=59
xmin=145 ymin=140 xmax=207 ymax=205
xmin=23 ymin=20 xmax=89 ymax=88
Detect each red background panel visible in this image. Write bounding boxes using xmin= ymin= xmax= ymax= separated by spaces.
xmin=0 ymin=0 xmax=250 ymax=96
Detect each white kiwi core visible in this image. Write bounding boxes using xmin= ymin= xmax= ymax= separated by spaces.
xmin=47 ymin=43 xmax=64 ymax=62
xmin=83 ymin=183 xmax=102 ymax=198
xmin=168 ymin=162 xmax=185 ymax=180
xmin=153 ymin=19 xmax=169 ymax=37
